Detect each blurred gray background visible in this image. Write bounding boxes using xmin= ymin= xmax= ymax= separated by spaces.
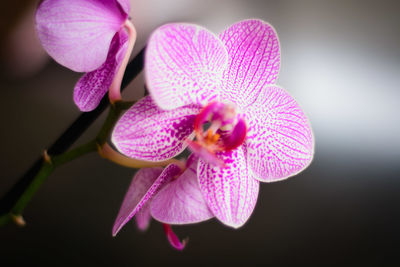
xmin=1 ymin=0 xmax=399 ymax=265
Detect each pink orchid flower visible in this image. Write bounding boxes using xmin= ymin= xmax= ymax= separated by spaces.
xmin=112 ymin=20 xmax=314 ymax=228
xmin=36 ymin=0 xmax=136 ymax=111
xmin=112 ymin=155 xmax=213 ymax=250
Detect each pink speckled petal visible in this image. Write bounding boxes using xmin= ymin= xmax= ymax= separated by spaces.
xmin=112 ymin=164 xmax=181 ymax=236
xmin=135 ymin=203 xmax=151 ymax=231
xmin=112 ymin=96 xmax=200 ymax=161
xmin=198 ymin=147 xmax=259 ymax=228
xmin=219 ymin=19 xmax=280 ymax=107
xmin=163 ymin=224 xmax=188 ymax=250
xmin=151 ymin=155 xmax=213 ymax=224
xmin=246 ymin=86 xmax=314 ymax=182
xmin=73 ymin=29 xmax=128 ymax=111
xmin=112 ymin=168 xmax=161 ymax=236
xmin=36 ymin=0 xmax=126 ymax=72
xmin=145 ymin=23 xmax=228 ymax=110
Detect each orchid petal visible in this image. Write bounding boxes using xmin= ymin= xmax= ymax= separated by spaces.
xmin=145 ymin=23 xmax=228 ymax=110
xmin=112 ymin=96 xmax=200 ymax=161
xmin=135 ymin=203 xmax=152 ymax=231
xmin=246 ymin=86 xmax=314 ymax=182
xmin=151 ymin=156 xmax=214 ymax=224
xmin=198 ymin=147 xmax=259 ymax=228
xmin=116 ymin=0 xmax=130 ymax=15
xmin=112 ymin=164 xmax=181 ymax=236
xmin=73 ymin=29 xmax=128 ymax=111
xmin=219 ymin=19 xmax=280 ymax=107
xmin=112 ymin=168 xmax=161 ymax=236
xmin=36 ymin=0 xmax=126 ymax=72
xmin=163 ymin=224 xmax=188 ymax=250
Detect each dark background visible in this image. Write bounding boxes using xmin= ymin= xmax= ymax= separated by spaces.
xmin=1 ymin=0 xmax=400 ymax=266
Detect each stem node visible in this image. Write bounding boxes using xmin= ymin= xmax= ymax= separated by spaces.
xmin=43 ymin=150 xmax=52 ymax=164
xmin=0 ymin=48 xmax=145 ymax=227
xmin=11 ymin=214 xmax=26 ymax=227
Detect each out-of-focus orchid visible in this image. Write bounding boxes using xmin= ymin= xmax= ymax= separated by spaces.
xmin=112 ymin=20 xmax=314 ymax=228
xmin=112 ymin=155 xmax=213 ymax=250
xmin=36 ymin=0 xmax=136 ymax=111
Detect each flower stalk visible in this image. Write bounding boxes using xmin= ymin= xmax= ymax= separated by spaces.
xmin=109 ymin=20 xmax=137 ymax=104
xmin=16 ymin=141 xmax=98 ymax=215
xmin=99 ymin=143 xmax=184 ymax=169
xmin=0 ymin=140 xmax=98 ymax=226
xmin=0 ymin=48 xmax=146 ymax=226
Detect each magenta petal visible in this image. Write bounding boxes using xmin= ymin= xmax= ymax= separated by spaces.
xmin=36 ymin=0 xmax=126 ymax=72
xmin=220 ymin=117 xmax=248 ymax=151
xmin=163 ymin=224 xmax=188 ymax=250
xmin=151 ymin=156 xmax=214 ymax=224
xmin=116 ymin=0 xmax=130 ymax=14
xmin=246 ymin=86 xmax=314 ymax=182
xmin=73 ymin=30 xmax=128 ymax=111
xmin=112 ymin=164 xmax=181 ymax=236
xmin=135 ymin=204 xmax=152 ymax=231
xmin=198 ymin=147 xmax=259 ymax=228
xmin=112 ymin=168 xmax=162 ymax=236
xmin=219 ymin=19 xmax=280 ymax=107
xmin=145 ymin=23 xmax=228 ymax=110
xmin=112 ymin=96 xmax=201 ymax=161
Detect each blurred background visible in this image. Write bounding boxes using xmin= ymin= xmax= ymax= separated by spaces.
xmin=1 ymin=0 xmax=400 ymax=265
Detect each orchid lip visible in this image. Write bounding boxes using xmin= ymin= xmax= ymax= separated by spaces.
xmin=188 ymin=101 xmax=247 ymax=165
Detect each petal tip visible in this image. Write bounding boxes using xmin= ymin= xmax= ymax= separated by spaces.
xmin=163 ymin=224 xmax=188 ymax=250
xmin=217 ymin=217 xmax=247 ymax=229
xmin=112 ymin=226 xmax=120 ymax=237
xmin=112 ymin=218 xmax=125 ymax=237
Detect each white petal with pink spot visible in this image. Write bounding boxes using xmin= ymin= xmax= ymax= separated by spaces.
xmin=198 ymin=146 xmax=259 ymax=228
xmin=246 ymin=86 xmax=314 ymax=182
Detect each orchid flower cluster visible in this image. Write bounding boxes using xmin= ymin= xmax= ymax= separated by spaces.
xmin=35 ymin=0 xmax=314 ymax=250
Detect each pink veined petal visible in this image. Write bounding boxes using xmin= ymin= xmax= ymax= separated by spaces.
xmin=145 ymin=23 xmax=228 ymax=110
xmin=198 ymin=146 xmax=259 ymax=228
xmin=112 ymin=96 xmax=201 ymax=161
xmin=73 ymin=29 xmax=128 ymax=112
xmin=36 ymin=0 xmax=126 ymax=72
xmin=245 ymin=86 xmax=314 ymax=182
xmin=151 ymin=155 xmax=214 ymax=224
xmin=116 ymin=0 xmax=130 ymax=15
xmin=219 ymin=19 xmax=280 ymax=107
xmin=163 ymin=224 xmax=188 ymax=250
xmin=112 ymin=164 xmax=181 ymax=236
xmin=112 ymin=167 xmax=161 ymax=236
xmin=135 ymin=203 xmax=152 ymax=231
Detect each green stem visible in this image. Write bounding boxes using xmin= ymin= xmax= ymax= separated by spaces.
xmin=12 ymin=140 xmax=98 ymax=215
xmin=0 ymin=101 xmax=134 ymax=226
xmin=96 ymin=101 xmax=134 ymax=146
